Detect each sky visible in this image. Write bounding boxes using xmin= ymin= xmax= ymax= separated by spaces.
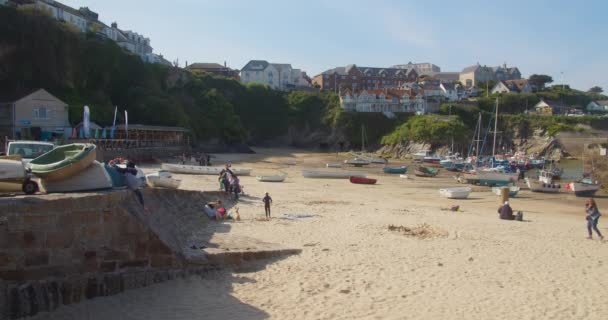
xmin=60 ymin=0 xmax=608 ymax=91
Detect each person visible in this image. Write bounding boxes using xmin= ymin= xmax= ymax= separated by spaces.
xmin=204 ymin=200 xmax=224 ymax=220
xmin=263 ymin=192 xmax=272 ymax=219
xmin=231 ymin=175 xmax=241 ymax=200
xmin=113 ymin=160 xmax=147 ymax=211
xmin=181 ymin=152 xmax=187 ymax=165
xmin=206 ymin=154 xmax=211 ymax=166
xmin=585 ymin=198 xmax=603 ymax=240
xmin=498 ymin=201 xmax=515 ymax=220
xmin=219 ymin=164 xmax=234 ymax=193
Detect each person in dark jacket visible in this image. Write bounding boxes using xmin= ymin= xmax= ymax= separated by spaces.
xmin=498 ymin=201 xmax=515 ymax=220
xmin=113 ymin=160 xmax=147 ymax=211
xmin=585 ymin=198 xmax=603 ymax=240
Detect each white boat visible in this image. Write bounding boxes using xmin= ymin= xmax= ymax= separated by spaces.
xmin=301 ymin=170 xmax=366 ymax=179
xmin=161 ymin=163 xmax=252 ymax=176
xmin=256 ymin=174 xmax=287 ymax=182
xmin=352 ymin=153 xmax=387 ymax=164
xmin=412 ymin=150 xmax=431 ymax=160
xmin=525 ymin=175 xmax=561 ymax=193
xmin=0 ymin=159 xmax=28 ymax=192
xmin=491 ymin=185 xmax=520 ymax=197
xmin=146 ymin=170 xmax=181 ymax=189
xmin=439 ymin=187 xmax=472 ymax=199
xmin=344 ymin=158 xmax=370 ymax=166
xmin=399 ymin=174 xmax=411 ymax=179
xmin=326 ymin=163 xmax=343 ymax=168
xmin=476 ymin=168 xmax=518 ymax=186
xmin=568 ymin=179 xmax=601 ymax=197
xmin=41 ymin=161 xmax=112 ymax=193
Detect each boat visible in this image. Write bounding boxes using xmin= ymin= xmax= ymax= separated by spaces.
xmin=525 ymin=171 xmax=561 ymax=193
xmin=301 ymin=170 xmax=366 ymax=179
xmin=399 ymin=174 xmax=411 ymax=179
xmin=0 ymin=159 xmax=38 ymax=194
xmin=161 ymin=163 xmax=252 ymax=176
xmin=146 ymin=170 xmax=181 ymax=189
xmin=439 ymin=187 xmax=472 ymax=199
xmin=548 ymin=167 xmax=563 ymax=180
xmin=414 ymin=166 xmax=439 ymax=177
xmin=412 ymin=150 xmax=431 ymax=161
xmin=568 ymin=179 xmax=601 ymax=197
xmin=491 ymin=185 xmax=520 ymax=197
xmin=40 ymin=161 xmax=112 ymax=193
xmin=422 ymin=155 xmax=442 ymax=165
xmin=349 ymin=176 xmax=377 ymax=185
xmin=344 ymin=158 xmax=371 ymax=167
xmin=476 ymin=168 xmax=518 ymax=186
xmin=383 ymin=166 xmax=408 ymax=174
xmin=28 ymin=143 xmax=96 ymax=181
xmin=440 ymin=154 xmax=464 ymax=171
xmin=256 ymin=174 xmax=288 ymax=182
xmin=352 ymin=152 xmax=387 ymax=164
xmin=326 ymin=163 xmax=343 ymax=168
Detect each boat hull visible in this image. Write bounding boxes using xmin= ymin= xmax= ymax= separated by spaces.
xmin=256 ymin=174 xmax=287 ymax=182
xmin=161 ymin=163 xmax=251 ymax=176
xmin=491 ymin=186 xmax=520 ymax=197
xmin=349 ymin=176 xmax=377 ymax=185
xmin=477 ymin=171 xmax=518 ymax=186
xmin=569 ymin=182 xmax=600 ymax=197
xmin=383 ymin=166 xmax=407 ymax=174
xmin=302 ymin=170 xmax=366 ymax=179
xmin=41 ymin=161 xmax=112 ymax=193
xmin=525 ymin=178 xmax=561 ymax=193
xmin=146 ymin=171 xmax=181 ymax=189
xmin=439 ymin=187 xmax=472 ymax=199
xmin=326 ymin=163 xmax=343 ymax=168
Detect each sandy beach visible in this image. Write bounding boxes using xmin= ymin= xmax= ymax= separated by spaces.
xmin=33 ymin=148 xmax=608 ymax=320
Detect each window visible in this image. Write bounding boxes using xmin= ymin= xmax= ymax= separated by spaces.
xmin=33 ymin=107 xmax=48 ymax=120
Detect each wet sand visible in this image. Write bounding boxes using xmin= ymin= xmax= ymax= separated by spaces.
xmin=32 ymin=148 xmax=608 ymax=320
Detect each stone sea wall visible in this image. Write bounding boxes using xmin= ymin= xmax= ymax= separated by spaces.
xmin=0 ymin=189 xmax=235 ymax=319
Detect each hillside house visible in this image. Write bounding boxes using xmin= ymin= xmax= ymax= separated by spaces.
xmin=491 ymin=79 xmax=532 ymax=94
xmin=587 ymin=100 xmax=608 ymax=112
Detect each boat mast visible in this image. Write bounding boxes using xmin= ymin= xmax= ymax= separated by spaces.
xmin=476 ymin=113 xmax=482 ymax=160
xmin=449 ymin=105 xmax=454 ymax=154
xmin=492 ymin=98 xmax=498 ymax=158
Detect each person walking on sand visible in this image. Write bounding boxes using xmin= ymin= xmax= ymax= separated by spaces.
xmin=585 ymin=198 xmax=603 ymax=240
xmin=263 ymin=192 xmax=273 ymax=219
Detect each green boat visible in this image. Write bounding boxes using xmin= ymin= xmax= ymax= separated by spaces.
xmin=29 ymin=143 xmax=97 ymax=181
xmin=414 ymin=166 xmax=439 ymax=177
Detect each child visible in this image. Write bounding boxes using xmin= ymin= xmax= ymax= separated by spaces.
xmin=263 ymin=192 xmax=272 ymax=219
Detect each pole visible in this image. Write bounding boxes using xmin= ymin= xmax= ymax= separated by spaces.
xmin=492 ymin=98 xmax=498 ymax=157
xmin=476 ymin=113 xmax=481 ymax=160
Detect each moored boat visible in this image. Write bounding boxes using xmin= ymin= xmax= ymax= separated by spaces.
xmin=414 ymin=166 xmax=439 ymax=177
xmin=476 ymin=168 xmax=518 ymax=186
xmin=422 ymin=155 xmax=442 ymax=165
xmin=568 ymin=179 xmax=601 ymax=197
xmin=439 ymin=187 xmax=472 ymax=199
xmin=326 ymin=163 xmax=343 ymax=168
xmin=256 ymin=174 xmax=288 ymax=182
xmin=41 ymin=161 xmax=112 ymax=193
xmin=491 ymin=185 xmax=520 ymax=197
xmin=383 ymin=166 xmax=408 ymax=174
xmin=146 ymin=170 xmax=181 ymax=189
xmin=344 ymin=158 xmax=371 ymax=167
xmin=161 ymin=163 xmax=252 ymax=176
xmin=301 ymin=170 xmax=366 ymax=179
xmin=28 ymin=143 xmax=96 ymax=181
xmin=349 ymin=176 xmax=377 ymax=185
xmin=525 ymin=175 xmax=561 ymax=193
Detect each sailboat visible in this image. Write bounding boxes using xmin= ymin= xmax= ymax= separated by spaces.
xmin=568 ymin=147 xmax=601 ymax=196
xmin=476 ymin=98 xmax=518 ymax=186
xmin=439 ymin=106 xmax=464 ymax=171
xmin=346 ymin=125 xmax=373 ymax=166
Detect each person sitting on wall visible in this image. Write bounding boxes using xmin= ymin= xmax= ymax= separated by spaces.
xmin=498 ymin=201 xmax=515 ymax=220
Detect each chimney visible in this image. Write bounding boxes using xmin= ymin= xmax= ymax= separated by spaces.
xmin=503 ymin=62 xmax=507 ymax=69
xmin=224 ymin=61 xmax=227 ymax=67
xmin=111 ymin=22 xmax=117 ymax=29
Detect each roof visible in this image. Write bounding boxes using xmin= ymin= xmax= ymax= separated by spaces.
xmin=270 ymin=63 xmax=292 ymax=72
xmin=461 ymin=64 xmax=481 ymax=73
xmin=594 ymin=100 xmax=608 ymax=106
xmin=320 ymin=65 xmax=416 ymax=77
xmin=187 ymin=63 xmax=226 ymax=70
xmin=114 ymin=124 xmax=190 ymax=132
xmin=0 ymin=89 xmax=65 ymax=104
xmin=241 ymin=60 xmax=270 ymax=72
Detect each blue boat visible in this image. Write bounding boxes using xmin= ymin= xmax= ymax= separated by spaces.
xmin=383 ymin=166 xmax=408 ymax=174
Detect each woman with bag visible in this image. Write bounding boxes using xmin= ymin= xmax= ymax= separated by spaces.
xmin=585 ymin=198 xmax=604 ymax=240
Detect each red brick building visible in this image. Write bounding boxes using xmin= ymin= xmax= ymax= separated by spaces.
xmin=313 ymin=64 xmax=418 ymax=92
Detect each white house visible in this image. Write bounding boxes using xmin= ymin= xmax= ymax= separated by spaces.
xmin=32 ymin=0 xmax=89 ymax=32
xmin=440 ymin=82 xmax=461 ymax=101
xmin=586 ymin=100 xmax=608 ymax=112
xmin=240 ymin=60 xmax=311 ymax=90
xmin=491 ymin=79 xmax=532 ymax=94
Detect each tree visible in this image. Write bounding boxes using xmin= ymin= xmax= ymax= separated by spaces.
xmin=528 ymin=74 xmax=553 ymax=90
xmin=588 ymin=86 xmax=603 ymax=94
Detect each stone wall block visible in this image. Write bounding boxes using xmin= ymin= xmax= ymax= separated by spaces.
xmin=22 ymin=214 xmax=56 ymax=231
xmin=45 ymin=231 xmax=75 ymax=249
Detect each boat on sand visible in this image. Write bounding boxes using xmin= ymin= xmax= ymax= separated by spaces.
xmin=28 ymin=143 xmax=96 ymax=181
xmin=326 ymin=163 xmax=342 ymax=168
xmin=439 ymin=187 xmax=472 ymax=199
xmin=161 ymin=163 xmax=251 ymax=176
xmin=146 ymin=170 xmax=181 ymax=189
xmin=568 ymin=179 xmax=600 ymax=197
xmin=256 ymin=174 xmax=288 ymax=182
xmin=349 ymin=176 xmax=377 ymax=185
xmin=383 ymin=166 xmax=407 ymax=174
xmin=302 ymin=170 xmax=366 ymax=179
xmin=491 ymin=186 xmax=520 ymax=197
xmin=414 ymin=166 xmax=439 ymax=177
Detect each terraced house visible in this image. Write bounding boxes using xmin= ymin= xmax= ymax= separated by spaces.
xmin=240 ymin=60 xmax=311 ymax=90
xmin=339 ymin=89 xmax=425 ymax=114
xmin=313 ymin=65 xmax=418 ymax=92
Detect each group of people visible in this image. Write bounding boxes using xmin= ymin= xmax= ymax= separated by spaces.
xmin=181 ymin=152 xmax=212 ymax=166
xmin=219 ymin=164 xmax=242 ymax=200
xmin=497 ymin=198 xmax=603 ymax=240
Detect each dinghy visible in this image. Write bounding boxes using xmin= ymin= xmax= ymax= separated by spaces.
xmin=161 ymin=163 xmax=252 ymax=176
xmin=568 ymin=179 xmax=601 ymax=197
xmin=256 ymin=174 xmax=288 ymax=182
xmin=41 ymin=161 xmax=112 ymax=193
xmin=344 ymin=158 xmax=370 ymax=167
xmin=349 ymin=176 xmax=377 ymax=185
xmin=414 ymin=166 xmax=439 ymax=177
xmin=383 ymin=166 xmax=408 ymax=174
xmin=491 ymin=186 xmax=520 ymax=197
xmin=301 ymin=170 xmax=366 ymax=179
xmin=146 ymin=170 xmax=181 ymax=189
xmin=439 ymin=187 xmax=472 ymax=199
xmin=28 ymin=143 xmax=96 ymax=181
xmin=326 ymin=163 xmax=343 ymax=168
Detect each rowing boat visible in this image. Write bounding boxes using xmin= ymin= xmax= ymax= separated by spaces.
xmin=349 ymin=176 xmax=377 ymax=185
xmin=161 ymin=163 xmax=252 ymax=176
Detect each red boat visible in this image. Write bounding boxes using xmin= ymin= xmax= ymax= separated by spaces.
xmin=349 ymin=176 xmax=377 ymax=185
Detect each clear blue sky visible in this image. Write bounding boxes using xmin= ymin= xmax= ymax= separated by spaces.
xmin=61 ymin=0 xmax=607 ymax=91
